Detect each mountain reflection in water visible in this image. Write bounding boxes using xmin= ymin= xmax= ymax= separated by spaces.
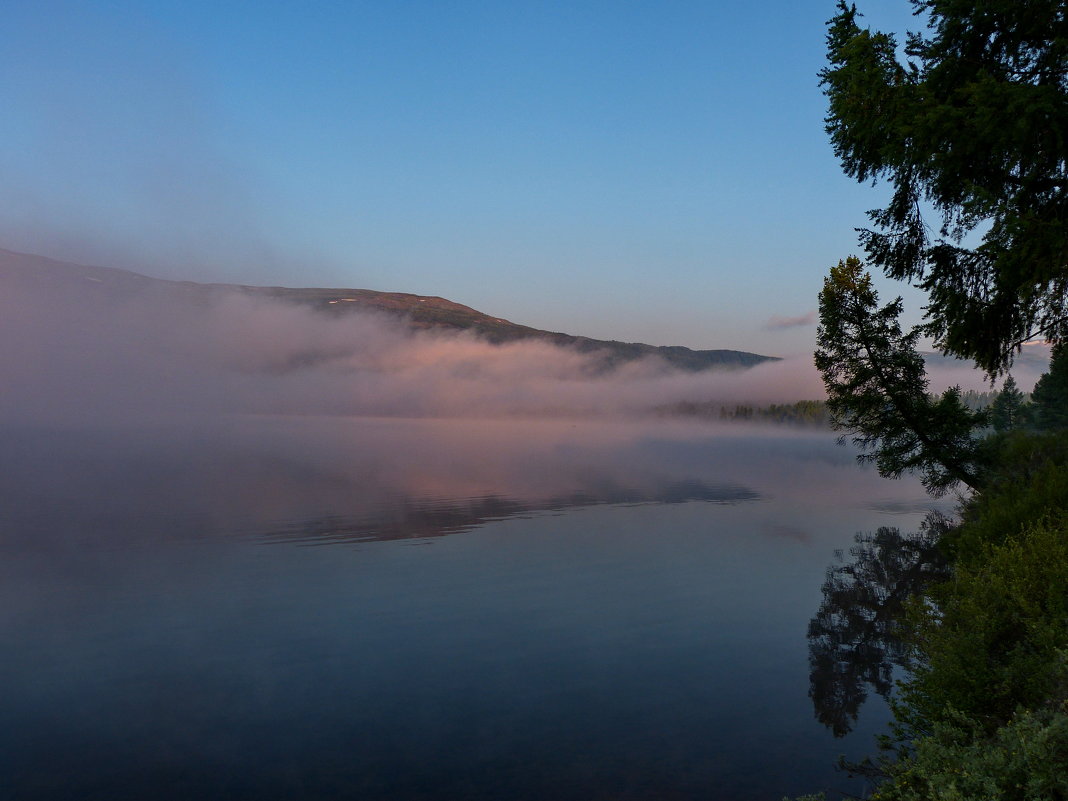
xmin=0 ymin=417 xmax=809 ymax=549
xmin=0 ymin=416 xmax=949 ymax=801
xmin=261 ymin=481 xmax=762 ymax=545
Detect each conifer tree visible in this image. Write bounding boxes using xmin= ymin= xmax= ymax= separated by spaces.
xmin=989 ymin=375 xmax=1025 ymax=432
xmin=822 ymin=1 xmax=1068 ymax=375
xmin=815 ymin=257 xmax=987 ymax=495
xmin=1031 ymin=343 xmax=1068 ymax=430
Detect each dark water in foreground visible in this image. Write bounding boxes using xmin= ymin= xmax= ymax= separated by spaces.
xmin=0 ymin=418 xmax=943 ymax=800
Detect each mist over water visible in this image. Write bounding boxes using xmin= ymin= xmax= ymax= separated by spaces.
xmin=0 ymin=257 xmax=836 ymax=426
xmin=1 ymin=253 xmax=970 ymax=801
xmin=1 ymin=416 xmax=939 ymax=551
xmin=2 ymin=250 xmax=1045 ymax=434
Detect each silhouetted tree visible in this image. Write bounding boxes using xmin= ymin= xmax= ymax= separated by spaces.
xmin=822 ymin=1 xmax=1068 ymax=376
xmin=1031 ymin=343 xmax=1068 ymax=430
xmin=815 ymin=257 xmax=988 ymax=495
xmin=989 ymin=375 xmax=1025 ymax=432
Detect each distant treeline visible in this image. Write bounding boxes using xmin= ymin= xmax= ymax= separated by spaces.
xmin=657 ymin=390 xmax=1023 ymax=428
xmin=958 ymin=389 xmax=995 ymax=410
xmin=656 ymin=399 xmax=831 ymax=426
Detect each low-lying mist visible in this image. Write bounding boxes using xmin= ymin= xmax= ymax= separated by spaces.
xmin=1 ymin=275 xmax=829 ymax=426
xmin=0 ymin=266 xmax=969 ymax=554
xmin=2 ymin=264 xmax=1045 ymax=428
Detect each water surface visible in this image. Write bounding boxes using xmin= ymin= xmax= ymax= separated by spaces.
xmin=0 ymin=417 xmax=942 ymax=800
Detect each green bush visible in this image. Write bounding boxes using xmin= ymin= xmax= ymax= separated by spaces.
xmin=901 ymin=517 xmax=1068 ymax=733
xmin=871 ymin=703 xmax=1068 ymax=801
xmin=947 ymin=431 xmax=1068 ymax=563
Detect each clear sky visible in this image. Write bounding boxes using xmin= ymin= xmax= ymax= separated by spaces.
xmin=1 ymin=0 xmax=924 ymax=357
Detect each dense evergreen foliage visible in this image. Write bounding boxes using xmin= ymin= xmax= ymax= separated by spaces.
xmin=803 ymin=2 xmax=1068 ymax=799
xmin=989 ymin=375 xmax=1025 ymax=431
xmin=815 ymin=257 xmax=988 ymax=494
xmin=867 ymin=444 xmax=1068 ymax=800
xmin=1033 ymin=342 xmax=1068 ymax=430
xmin=822 ymin=0 xmax=1068 ymax=376
xmin=797 ymin=433 xmax=1068 ymax=800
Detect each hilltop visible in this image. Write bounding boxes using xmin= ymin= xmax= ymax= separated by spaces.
xmin=0 ymin=247 xmax=776 ymax=372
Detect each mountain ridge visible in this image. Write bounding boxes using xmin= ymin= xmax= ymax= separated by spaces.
xmin=0 ymin=247 xmax=778 ymax=372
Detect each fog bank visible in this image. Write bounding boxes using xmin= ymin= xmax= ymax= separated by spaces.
xmin=2 ymin=266 xmax=1046 ymax=427
xmin=0 ymin=275 xmax=829 ymax=426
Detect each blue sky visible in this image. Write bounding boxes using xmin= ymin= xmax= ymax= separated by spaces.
xmin=1 ymin=0 xmax=924 ymax=356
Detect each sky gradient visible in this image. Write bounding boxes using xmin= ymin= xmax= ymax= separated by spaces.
xmin=1 ymin=0 xmax=925 ymax=356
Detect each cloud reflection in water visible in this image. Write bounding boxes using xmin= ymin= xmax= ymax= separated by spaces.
xmin=0 ymin=416 xmax=936 ymax=553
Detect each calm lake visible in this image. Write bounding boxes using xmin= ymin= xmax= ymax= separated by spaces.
xmin=0 ymin=417 xmax=946 ymax=800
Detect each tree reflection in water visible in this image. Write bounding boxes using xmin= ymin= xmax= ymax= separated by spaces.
xmin=808 ymin=512 xmax=952 ymax=736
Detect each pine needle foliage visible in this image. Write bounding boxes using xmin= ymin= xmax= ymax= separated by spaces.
xmin=989 ymin=375 xmax=1025 ymax=432
xmin=822 ymin=0 xmax=1068 ymax=375
xmin=815 ymin=257 xmax=988 ymax=495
